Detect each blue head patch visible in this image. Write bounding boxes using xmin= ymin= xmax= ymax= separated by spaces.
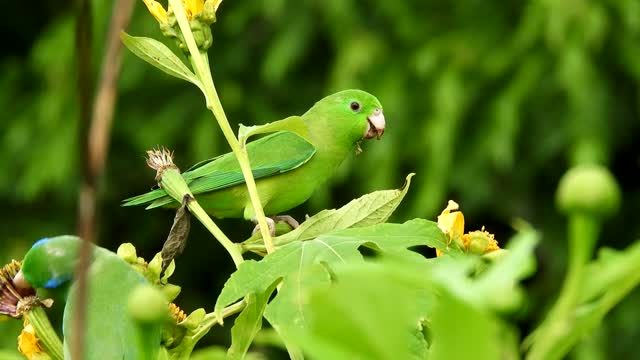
xmin=31 ymin=237 xmax=50 ymax=249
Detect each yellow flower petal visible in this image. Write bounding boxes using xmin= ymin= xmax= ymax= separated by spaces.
xmin=437 ymin=200 xmax=465 ymax=247
xmin=18 ymin=319 xmax=44 ymax=359
xmin=183 ymin=0 xmax=204 ymax=19
xmin=143 ymin=0 xmax=168 ymax=24
xmin=206 ymin=0 xmax=222 ymax=12
xmin=434 ymin=201 xmax=501 ymax=257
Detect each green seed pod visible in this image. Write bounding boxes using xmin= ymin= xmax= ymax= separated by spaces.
xmin=21 ymin=236 xmax=82 ymax=289
xmin=556 ymin=164 xmax=621 ymax=218
xmin=128 ymin=285 xmax=169 ymax=325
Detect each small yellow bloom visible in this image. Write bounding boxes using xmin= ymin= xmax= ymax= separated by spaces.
xmin=436 ymin=200 xmax=465 ymax=256
xmin=143 ymin=0 xmax=168 ymax=24
xmin=184 ymin=0 xmax=203 ymax=19
xmin=437 ymin=200 xmax=465 ymax=241
xmin=142 ymin=0 xmax=222 ymax=24
xmin=435 ymin=200 xmax=501 ymax=257
xmin=18 ymin=319 xmax=45 ymax=359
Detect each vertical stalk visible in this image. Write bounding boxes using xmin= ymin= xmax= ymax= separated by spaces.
xmin=527 ymin=214 xmax=599 ymax=360
xmin=168 ymin=0 xmax=275 ymax=254
xmin=554 ymin=214 xmax=599 ymax=314
xmin=27 ymin=306 xmax=64 ymax=360
xmin=73 ymin=0 xmax=92 ymax=358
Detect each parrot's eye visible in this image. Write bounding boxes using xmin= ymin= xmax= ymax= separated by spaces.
xmin=350 ymin=101 xmax=361 ymax=112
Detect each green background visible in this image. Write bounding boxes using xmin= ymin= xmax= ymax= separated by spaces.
xmin=1 ymin=0 xmax=639 ymax=357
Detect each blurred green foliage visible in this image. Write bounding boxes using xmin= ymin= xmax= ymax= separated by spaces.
xmin=1 ymin=0 xmax=639 ymax=357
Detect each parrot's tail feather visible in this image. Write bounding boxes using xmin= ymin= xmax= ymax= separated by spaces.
xmin=122 ymin=188 xmax=167 ymax=207
xmin=146 ymin=198 xmax=175 ymax=209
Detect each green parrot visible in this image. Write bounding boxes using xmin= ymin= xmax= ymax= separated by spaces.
xmin=124 ymin=89 xmax=385 ymax=232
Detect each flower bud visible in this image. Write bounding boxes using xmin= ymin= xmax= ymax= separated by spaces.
xmin=117 ymin=243 xmax=138 ymax=264
xmin=556 ymin=164 xmax=621 ymax=218
xmin=467 ymin=231 xmax=490 ymax=254
xmin=128 ymin=285 xmax=169 ymax=325
xmin=161 ymin=284 xmax=182 ymax=303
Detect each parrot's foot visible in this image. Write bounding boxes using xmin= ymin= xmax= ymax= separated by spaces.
xmin=271 ymin=215 xmax=300 ymax=229
xmin=252 ymin=216 xmax=276 ymax=236
xmin=251 ymin=215 xmax=300 ymax=236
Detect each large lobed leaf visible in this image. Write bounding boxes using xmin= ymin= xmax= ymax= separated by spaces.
xmin=282 ymin=230 xmax=537 ymax=360
xmin=290 ymin=260 xmax=434 ymax=360
xmin=276 ymin=173 xmax=415 ymax=243
xmin=243 ymin=173 xmax=417 ymax=253
xmin=217 ymin=218 xmax=451 ymax=350
xmin=217 ymin=219 xmax=447 ymax=313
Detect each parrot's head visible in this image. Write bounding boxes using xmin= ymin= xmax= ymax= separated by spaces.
xmin=306 ymin=89 xmax=385 ymax=145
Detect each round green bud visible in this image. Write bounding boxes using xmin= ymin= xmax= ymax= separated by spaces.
xmin=556 ymin=164 xmax=621 ymax=218
xmin=467 ymin=232 xmax=490 ymax=254
xmin=116 ymin=243 xmax=138 ymax=264
xmin=127 ymin=285 xmax=168 ymax=325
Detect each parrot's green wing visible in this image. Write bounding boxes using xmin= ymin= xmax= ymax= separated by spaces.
xmin=123 ymin=130 xmax=316 ymax=208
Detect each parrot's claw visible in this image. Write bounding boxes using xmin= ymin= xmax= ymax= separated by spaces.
xmin=251 ymin=215 xmax=300 ymax=236
xmin=271 ymin=215 xmax=300 ymax=229
xmin=252 ymin=217 xmax=276 ymax=236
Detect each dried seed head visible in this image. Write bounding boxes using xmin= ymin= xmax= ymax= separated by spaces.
xmin=0 ymin=261 xmax=36 ymax=318
xmin=146 ymin=147 xmax=179 ymax=181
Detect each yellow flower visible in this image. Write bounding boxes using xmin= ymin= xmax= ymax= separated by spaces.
xmin=18 ymin=319 xmax=45 ymax=359
xmin=437 ymin=200 xmax=465 ymax=241
xmin=143 ymin=0 xmax=168 ymax=24
xmin=142 ymin=0 xmax=222 ymax=24
xmin=435 ymin=200 xmax=501 ymax=257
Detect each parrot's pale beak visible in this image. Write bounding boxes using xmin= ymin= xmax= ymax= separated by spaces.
xmin=365 ymin=109 xmax=385 ymax=140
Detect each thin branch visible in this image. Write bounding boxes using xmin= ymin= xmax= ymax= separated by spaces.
xmin=74 ymin=0 xmax=135 ymax=358
xmin=72 ymin=0 xmax=92 ymax=357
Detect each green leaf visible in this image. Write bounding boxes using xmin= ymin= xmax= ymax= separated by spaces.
xmin=428 ymin=286 xmax=512 ymax=360
xmin=227 ymin=282 xmax=279 ymax=360
xmin=191 ymin=346 xmax=266 ymax=360
xmin=289 ymin=260 xmax=433 ymax=360
xmin=533 ymin=241 xmax=640 ymax=360
xmin=120 ymin=32 xmax=201 ymax=88
xmin=580 ymin=241 xmax=640 ymax=304
xmin=275 ymin=173 xmax=415 ymax=244
xmin=219 ymin=219 xmax=446 ymax=313
xmin=472 ymin=228 xmax=539 ymax=311
xmin=0 ymin=351 xmax=23 ymax=360
xmin=424 ymin=227 xmax=539 ymax=314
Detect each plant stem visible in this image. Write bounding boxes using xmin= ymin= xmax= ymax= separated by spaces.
xmin=156 ymin=161 xmax=244 ymax=268
xmin=168 ymin=0 xmax=275 ymax=254
xmin=191 ymin=300 xmax=247 ymax=341
xmin=556 ymin=214 xmax=599 ymax=314
xmin=187 ymin=200 xmax=244 ymax=267
xmin=27 ymin=306 xmax=64 ymax=360
xmin=527 ymin=214 xmax=600 ymax=360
